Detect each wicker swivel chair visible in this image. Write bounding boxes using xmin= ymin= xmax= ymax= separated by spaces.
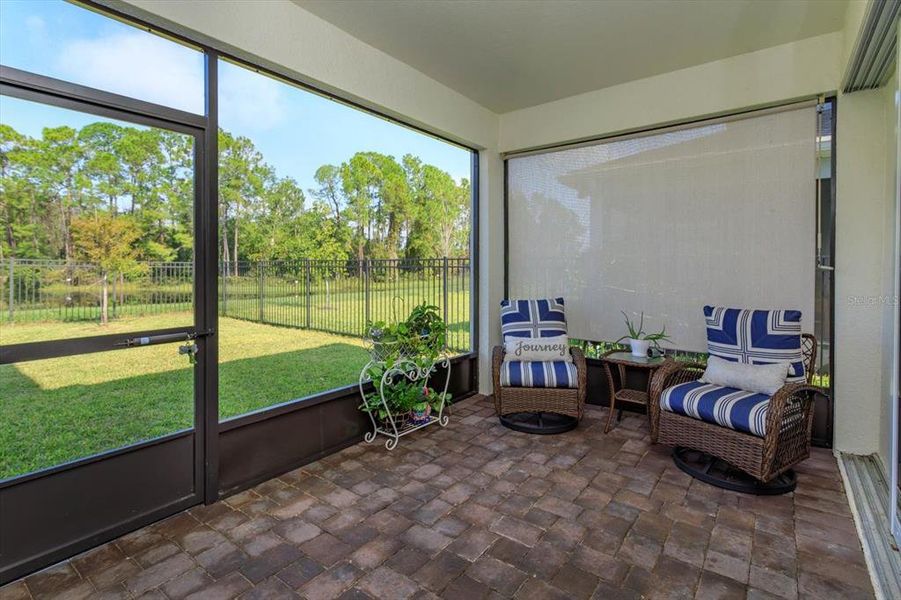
xmin=650 ymin=308 xmax=819 ymax=490
xmin=492 ymin=345 xmax=587 ymax=421
xmin=492 ymin=298 xmax=587 ymax=432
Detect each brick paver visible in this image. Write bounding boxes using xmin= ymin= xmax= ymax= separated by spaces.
xmin=1 ymin=396 xmax=874 ymax=599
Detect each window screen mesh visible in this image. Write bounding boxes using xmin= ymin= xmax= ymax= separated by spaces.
xmin=507 ymin=106 xmax=817 ymax=352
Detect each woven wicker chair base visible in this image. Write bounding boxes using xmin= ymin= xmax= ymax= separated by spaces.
xmin=494 ymin=387 xmax=582 ymax=419
xmin=657 ymin=410 xmax=809 ymax=484
xmin=658 ymin=411 xmax=767 ymax=479
xmin=650 ymin=334 xmax=818 ymax=488
xmin=492 ymin=345 xmax=588 ymax=425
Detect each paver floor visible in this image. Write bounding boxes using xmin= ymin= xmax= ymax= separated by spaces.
xmin=1 ymin=395 xmax=874 ymax=599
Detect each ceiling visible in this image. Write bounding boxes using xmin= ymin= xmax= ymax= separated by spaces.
xmin=294 ymin=0 xmax=849 ymax=113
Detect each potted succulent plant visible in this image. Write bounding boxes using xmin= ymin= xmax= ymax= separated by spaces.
xmin=616 ymin=311 xmax=672 ymax=357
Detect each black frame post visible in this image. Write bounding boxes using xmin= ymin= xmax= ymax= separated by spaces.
xmin=201 ymin=51 xmax=220 ymax=504
xmin=471 ymin=151 xmax=481 ymax=388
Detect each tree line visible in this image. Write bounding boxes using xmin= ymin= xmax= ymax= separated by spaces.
xmin=0 ymin=122 xmax=472 ymax=268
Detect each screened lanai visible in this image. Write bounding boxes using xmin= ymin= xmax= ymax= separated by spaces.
xmin=0 ymin=1 xmax=899 ymax=598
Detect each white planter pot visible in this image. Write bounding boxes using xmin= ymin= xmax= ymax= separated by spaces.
xmin=629 ymin=338 xmax=651 ymax=357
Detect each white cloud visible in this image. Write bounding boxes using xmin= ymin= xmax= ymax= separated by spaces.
xmin=57 ymin=31 xmax=286 ymax=129
xmin=24 ymin=14 xmax=48 ymax=47
xmin=26 ymin=15 xmax=46 ymax=35
xmin=59 ymin=32 xmax=204 ymax=113
xmin=218 ymin=61 xmax=286 ymax=131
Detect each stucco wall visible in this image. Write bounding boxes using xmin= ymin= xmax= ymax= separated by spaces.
xmin=498 ymin=32 xmax=842 ymax=153
xmin=834 ymin=86 xmax=893 ymax=457
xmin=477 ymin=154 xmax=506 ymax=393
xmin=878 ymin=71 xmax=898 ymax=471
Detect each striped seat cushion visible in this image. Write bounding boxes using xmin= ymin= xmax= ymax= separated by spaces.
xmin=500 ymin=360 xmax=578 ymax=389
xmin=660 ymin=380 xmax=771 ymax=437
xmin=500 ymin=298 xmax=567 ymax=341
xmin=703 ymin=305 xmax=805 ymax=384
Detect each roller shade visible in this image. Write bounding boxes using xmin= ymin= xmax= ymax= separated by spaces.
xmin=506 ymin=105 xmax=817 ymax=352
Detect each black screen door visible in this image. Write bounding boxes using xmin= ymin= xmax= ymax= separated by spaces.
xmin=0 ymin=77 xmax=213 ymax=583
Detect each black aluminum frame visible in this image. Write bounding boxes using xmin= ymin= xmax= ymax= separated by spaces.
xmin=0 ymin=0 xmax=480 ymax=584
xmin=471 ymin=151 xmax=481 ymax=383
xmin=0 ymin=61 xmax=212 ymax=582
xmin=0 ymin=64 xmax=212 ymax=489
xmin=0 ymin=67 xmax=205 ymax=131
xmin=201 ymin=51 xmax=221 ymax=505
xmin=503 ymin=160 xmax=509 ymax=297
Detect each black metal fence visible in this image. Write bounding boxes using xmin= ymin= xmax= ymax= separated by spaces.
xmin=1 ymin=257 xmax=472 ymax=352
xmin=1 ymin=259 xmax=193 ymax=323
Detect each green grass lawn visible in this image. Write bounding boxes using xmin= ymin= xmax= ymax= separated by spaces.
xmin=0 ymin=313 xmax=368 ymax=480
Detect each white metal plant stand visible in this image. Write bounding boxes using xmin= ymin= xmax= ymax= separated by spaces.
xmin=358 ymin=353 xmax=451 ymax=450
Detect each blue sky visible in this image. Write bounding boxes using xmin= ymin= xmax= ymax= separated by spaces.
xmin=0 ymin=0 xmax=472 ymax=192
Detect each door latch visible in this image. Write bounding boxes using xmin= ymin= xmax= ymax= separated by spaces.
xmin=179 ymin=343 xmax=199 ymax=365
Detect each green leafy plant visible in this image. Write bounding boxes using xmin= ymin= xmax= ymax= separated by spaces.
xmin=615 ymin=311 xmax=672 ymax=349
xmin=405 ymin=302 xmax=447 ymax=356
xmin=361 ymin=301 xmax=452 ymax=423
xmin=569 ymin=338 xmax=627 ymax=359
xmin=366 ymin=299 xmax=447 ymax=365
xmin=412 ymin=386 xmax=451 ymax=413
xmin=360 ymin=380 xmax=450 ymax=422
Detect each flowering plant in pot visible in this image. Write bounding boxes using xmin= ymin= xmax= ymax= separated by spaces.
xmin=411 ymin=385 xmax=452 ymax=425
xmin=616 ymin=311 xmax=671 ymax=357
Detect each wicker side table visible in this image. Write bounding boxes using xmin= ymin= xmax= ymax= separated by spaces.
xmin=600 ymin=350 xmax=667 ymax=433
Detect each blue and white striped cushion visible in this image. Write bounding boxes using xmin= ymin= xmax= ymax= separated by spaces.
xmin=660 ymin=380 xmax=770 ymax=437
xmin=703 ymin=306 xmax=806 ymax=384
xmin=500 ymin=360 xmax=578 ymax=389
xmin=500 ymin=298 xmax=567 ymax=341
